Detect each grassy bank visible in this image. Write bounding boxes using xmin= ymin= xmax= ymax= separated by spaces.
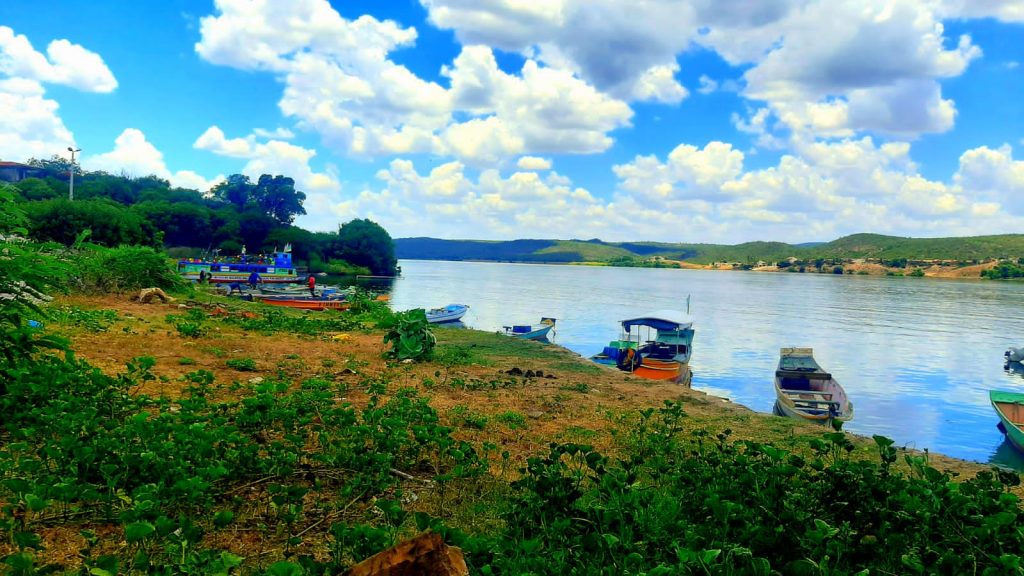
xmin=2 ymin=286 xmax=1022 ymax=574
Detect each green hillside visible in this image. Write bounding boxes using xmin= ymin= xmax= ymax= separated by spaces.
xmin=396 ymin=233 xmax=1024 ymax=265
xmin=806 ymin=233 xmax=1024 ymax=260
xmin=535 ymin=240 xmax=638 ymax=261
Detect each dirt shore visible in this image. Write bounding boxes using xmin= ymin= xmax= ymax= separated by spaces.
xmin=58 ymin=294 xmax=994 ymax=479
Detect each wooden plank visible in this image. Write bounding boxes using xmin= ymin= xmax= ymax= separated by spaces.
xmin=781 ymin=390 xmax=833 ymax=399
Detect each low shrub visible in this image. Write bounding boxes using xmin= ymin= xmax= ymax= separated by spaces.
xmin=75 ymin=245 xmax=183 ymax=293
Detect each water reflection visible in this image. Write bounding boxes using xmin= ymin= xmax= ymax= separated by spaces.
xmin=1005 ymin=361 xmax=1024 ymax=379
xmin=389 ymin=260 xmax=1024 ymax=469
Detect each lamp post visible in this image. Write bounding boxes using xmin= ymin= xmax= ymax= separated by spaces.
xmin=67 ymin=146 xmax=81 ymax=200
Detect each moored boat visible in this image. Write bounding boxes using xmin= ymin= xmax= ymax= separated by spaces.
xmin=503 ymin=318 xmax=556 ymax=341
xmin=607 ymin=310 xmax=694 ymax=385
xmin=426 ymin=304 xmax=469 ymax=324
xmin=256 ymin=296 xmax=351 ymax=311
xmin=774 ymin=348 xmax=853 ymax=423
xmin=178 ymin=249 xmax=300 ymax=284
xmin=990 ymin=390 xmax=1024 ymax=452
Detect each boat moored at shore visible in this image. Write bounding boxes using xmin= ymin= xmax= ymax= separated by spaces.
xmin=426 ymin=304 xmax=469 ymax=324
xmin=179 ymin=250 xmax=300 ymax=284
xmin=604 ymin=310 xmax=694 ymax=386
xmin=503 ymin=318 xmax=556 ymax=341
xmin=774 ymin=348 xmax=853 ymax=423
xmin=990 ymin=390 xmax=1024 ymax=452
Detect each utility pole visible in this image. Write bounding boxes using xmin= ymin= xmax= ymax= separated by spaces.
xmin=67 ymin=146 xmax=81 ymax=200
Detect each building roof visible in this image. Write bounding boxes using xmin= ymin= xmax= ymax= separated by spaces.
xmin=0 ymin=161 xmax=33 ymax=168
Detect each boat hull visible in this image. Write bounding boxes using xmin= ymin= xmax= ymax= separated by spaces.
xmin=426 ymin=304 xmax=469 ymax=324
xmin=631 ymin=359 xmax=689 ymax=384
xmin=257 ymin=298 xmax=351 ymax=311
xmin=990 ymin=390 xmax=1024 ymax=452
xmin=774 ymin=349 xmax=852 ymax=423
xmin=512 ymin=324 xmax=553 ymax=340
xmin=505 ymin=318 xmax=556 ymax=341
xmin=774 ymin=376 xmax=853 ymax=423
xmin=184 ymin=272 xmax=299 ymax=284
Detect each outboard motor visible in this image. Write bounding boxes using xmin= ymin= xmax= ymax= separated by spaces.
xmin=1007 ymin=347 xmax=1024 ymax=363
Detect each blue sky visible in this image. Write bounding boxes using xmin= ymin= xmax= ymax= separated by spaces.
xmin=1 ymin=0 xmax=1022 ymax=243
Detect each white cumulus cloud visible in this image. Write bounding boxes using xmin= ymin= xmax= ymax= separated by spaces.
xmin=84 ymin=128 xmax=224 ymax=192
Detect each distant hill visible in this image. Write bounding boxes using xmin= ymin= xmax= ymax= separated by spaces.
xmin=394 ymin=234 xmax=1024 ymax=265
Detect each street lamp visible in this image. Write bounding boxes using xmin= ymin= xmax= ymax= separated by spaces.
xmin=67 ymin=146 xmax=81 ymax=201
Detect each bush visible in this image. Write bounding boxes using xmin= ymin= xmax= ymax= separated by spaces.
xmin=75 ymin=246 xmax=184 ymax=293
xmin=24 ymin=199 xmax=161 ymax=248
xmin=383 ymin=309 xmax=435 ymax=361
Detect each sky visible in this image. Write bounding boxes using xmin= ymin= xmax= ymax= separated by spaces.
xmin=1 ymin=0 xmax=1022 ymax=243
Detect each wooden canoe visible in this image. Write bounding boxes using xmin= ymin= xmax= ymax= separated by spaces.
xmin=774 ymin=348 xmax=853 ymax=423
xmin=990 ymin=390 xmax=1024 ymax=452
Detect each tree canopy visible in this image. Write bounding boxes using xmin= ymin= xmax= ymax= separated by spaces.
xmin=333 ymin=219 xmax=398 ymax=276
xmin=12 ymin=166 xmax=397 ymax=276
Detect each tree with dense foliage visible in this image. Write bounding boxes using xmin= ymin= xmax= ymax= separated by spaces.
xmin=333 ymin=219 xmax=398 ymax=276
xmin=13 ymin=178 xmax=61 ymax=201
xmin=253 ymin=174 xmax=306 ymax=224
xmin=24 ymin=199 xmax=161 ymax=248
xmin=132 ymin=201 xmax=214 ymax=247
xmin=210 ymin=174 xmax=253 ymax=210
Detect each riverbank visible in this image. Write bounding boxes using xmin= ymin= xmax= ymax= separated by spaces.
xmin=5 ymin=291 xmax=1021 ymax=573
xmin=56 ymin=293 xmax=994 ymax=477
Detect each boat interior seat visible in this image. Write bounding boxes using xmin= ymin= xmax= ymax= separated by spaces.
xmin=602 ymin=346 xmax=624 ymax=361
xmin=781 ymin=376 xmax=811 ymax=391
xmin=512 ymin=325 xmax=532 ymax=334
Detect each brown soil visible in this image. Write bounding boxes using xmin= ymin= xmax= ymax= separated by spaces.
xmin=57 ymin=294 xmax=988 ymax=477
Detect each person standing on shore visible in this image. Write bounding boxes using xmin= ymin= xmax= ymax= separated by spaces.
xmin=307 ymin=275 xmax=316 ymax=297
xmin=248 ymin=270 xmax=262 ymax=290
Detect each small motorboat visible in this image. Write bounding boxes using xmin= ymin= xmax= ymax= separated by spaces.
xmin=425 ymin=304 xmax=469 ymax=324
xmin=503 ymin=318 xmax=556 ymax=341
xmin=1006 ymin=347 xmax=1024 ymax=363
xmin=597 ymin=310 xmax=694 ymax=385
xmin=990 ymin=390 xmax=1024 ymax=452
xmin=774 ymin=348 xmax=853 ymax=423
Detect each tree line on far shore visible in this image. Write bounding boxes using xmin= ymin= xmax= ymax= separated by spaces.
xmin=7 ymin=157 xmax=397 ymax=276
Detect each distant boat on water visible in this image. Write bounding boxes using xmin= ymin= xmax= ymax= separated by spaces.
xmin=1007 ymin=347 xmax=1024 ymax=363
xmin=990 ymin=390 xmax=1024 ymax=452
xmin=503 ymin=318 xmax=556 ymax=341
xmin=773 ymin=348 xmax=853 ymax=423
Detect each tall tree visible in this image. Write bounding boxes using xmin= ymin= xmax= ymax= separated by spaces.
xmin=253 ymin=175 xmax=306 ymax=224
xmin=332 ymin=219 xmax=397 ymax=276
xmin=210 ymin=174 xmax=253 ymax=210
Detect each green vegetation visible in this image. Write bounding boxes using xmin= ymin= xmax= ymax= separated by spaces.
xmin=982 ymin=261 xmax=1024 ymax=279
xmin=397 ymin=233 xmax=1024 ymax=267
xmin=383 ymin=309 xmax=436 ymax=361
xmin=4 ymin=190 xmax=1024 ymax=574
xmin=12 ymin=160 xmax=398 ymax=276
xmin=438 ymin=411 xmax=1024 ymax=574
xmin=225 ymin=357 xmax=258 ymax=371
xmin=46 ymin=305 xmax=118 ymax=332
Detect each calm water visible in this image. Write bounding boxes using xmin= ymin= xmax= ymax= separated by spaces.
xmin=385 ymin=260 xmax=1024 ymax=468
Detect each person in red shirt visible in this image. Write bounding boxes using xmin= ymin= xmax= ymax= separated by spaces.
xmin=307 ymin=275 xmax=316 ymax=297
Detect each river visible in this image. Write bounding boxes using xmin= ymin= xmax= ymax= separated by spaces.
xmin=384 ymin=259 xmax=1024 ymax=468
